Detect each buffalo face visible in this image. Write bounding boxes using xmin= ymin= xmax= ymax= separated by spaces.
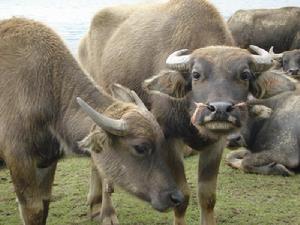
xmin=166 ymin=46 xmax=273 ymax=134
xmin=282 ymin=49 xmax=300 ymax=77
xmin=77 ymin=86 xmax=184 ymax=212
xmin=188 ymin=48 xmax=254 ymax=133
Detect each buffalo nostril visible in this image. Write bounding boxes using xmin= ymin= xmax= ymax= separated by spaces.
xmin=207 ymin=104 xmax=216 ymax=112
xmin=207 ymin=102 xmax=234 ymax=113
xmin=226 ymin=105 xmax=234 ymax=113
xmin=169 ymin=191 xmax=184 ymax=207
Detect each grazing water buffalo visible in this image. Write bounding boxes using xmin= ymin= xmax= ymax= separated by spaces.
xmin=79 ymin=0 xmax=235 ymax=224
xmin=228 ymin=7 xmax=300 ymax=52
xmin=226 ymin=72 xmax=300 ymax=176
xmin=0 ymin=18 xmax=183 ymax=225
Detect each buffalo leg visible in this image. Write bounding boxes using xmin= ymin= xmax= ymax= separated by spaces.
xmin=225 ymin=148 xmax=250 ymax=169
xmin=99 ymin=178 xmax=119 ymax=225
xmin=87 ymin=161 xmax=103 ymax=219
xmin=36 ymin=161 xmax=57 ymax=224
xmin=6 ymin=152 xmax=44 ymax=225
xmin=198 ymin=139 xmax=225 ymax=225
xmin=227 ymin=148 xmax=295 ymax=176
xmin=168 ymin=141 xmax=190 ymax=225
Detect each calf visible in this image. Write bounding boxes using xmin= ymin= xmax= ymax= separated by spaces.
xmin=0 ymin=18 xmax=182 ymax=225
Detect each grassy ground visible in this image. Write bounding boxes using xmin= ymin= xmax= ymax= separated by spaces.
xmin=0 ymin=151 xmax=299 ymax=225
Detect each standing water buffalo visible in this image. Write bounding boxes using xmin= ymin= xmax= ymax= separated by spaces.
xmin=228 ymin=7 xmax=300 ymax=52
xmin=226 ymin=72 xmax=300 ymax=176
xmin=0 ymin=18 xmax=184 ymax=225
xmin=78 ymin=0 xmax=277 ymax=224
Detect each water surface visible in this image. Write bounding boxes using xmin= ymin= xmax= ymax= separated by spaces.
xmin=1 ymin=0 xmax=299 ymax=53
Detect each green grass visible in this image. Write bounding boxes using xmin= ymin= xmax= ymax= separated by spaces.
xmin=0 ymin=150 xmax=300 ymax=225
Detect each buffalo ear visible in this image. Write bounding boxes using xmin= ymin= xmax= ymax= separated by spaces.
xmin=143 ymin=70 xmax=189 ymax=98
xmin=250 ymin=70 xmax=296 ymax=99
xmin=111 ymin=83 xmax=148 ymax=110
xmin=78 ymin=126 xmax=107 ymax=153
xmin=111 ymin=83 xmax=136 ymax=103
xmin=249 ymin=104 xmax=272 ymax=119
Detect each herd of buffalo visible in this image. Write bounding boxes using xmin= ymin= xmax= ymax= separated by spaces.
xmin=0 ymin=0 xmax=299 ymax=225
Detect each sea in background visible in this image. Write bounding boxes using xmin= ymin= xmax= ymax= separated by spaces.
xmin=0 ymin=0 xmax=300 ymax=54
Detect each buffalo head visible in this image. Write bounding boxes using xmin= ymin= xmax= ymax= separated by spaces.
xmin=77 ymin=84 xmax=184 ymax=212
xmin=270 ymin=47 xmax=300 ymax=78
xmin=165 ymin=46 xmax=273 ymax=134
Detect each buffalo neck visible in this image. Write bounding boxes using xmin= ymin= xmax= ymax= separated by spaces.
xmin=51 ymin=54 xmax=115 ymax=153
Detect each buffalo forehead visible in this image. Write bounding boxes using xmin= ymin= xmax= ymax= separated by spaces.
xmin=192 ymin=47 xmax=253 ymax=74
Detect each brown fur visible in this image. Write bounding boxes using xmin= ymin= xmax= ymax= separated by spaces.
xmin=79 ymin=0 xmax=234 ymax=104
xmin=0 ymin=18 xmax=181 ymax=225
xmin=228 ymin=7 xmax=300 ymax=52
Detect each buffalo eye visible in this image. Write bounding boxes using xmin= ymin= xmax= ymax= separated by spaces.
xmin=240 ymin=70 xmax=252 ymax=81
xmin=192 ymin=71 xmax=202 ymax=80
xmin=132 ymin=143 xmax=152 ymax=157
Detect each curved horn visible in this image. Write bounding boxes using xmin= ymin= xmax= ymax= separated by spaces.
xmin=130 ymin=90 xmax=148 ymax=111
xmin=166 ymin=49 xmax=191 ymax=71
xmin=269 ymin=46 xmax=283 ymax=60
xmin=249 ymin=45 xmax=273 ymax=72
xmin=76 ymin=97 xmax=128 ymax=136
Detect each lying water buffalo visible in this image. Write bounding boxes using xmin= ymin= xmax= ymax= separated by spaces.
xmin=226 ymin=72 xmax=300 ymax=176
xmin=228 ymin=7 xmax=300 ymax=52
xmin=0 ymin=18 xmax=183 ymax=225
xmin=270 ymin=48 xmax=300 ymax=78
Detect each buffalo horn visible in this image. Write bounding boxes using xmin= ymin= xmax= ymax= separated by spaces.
xmin=249 ymin=45 xmax=273 ymax=72
xmin=166 ymin=49 xmax=191 ymax=71
xmin=269 ymin=46 xmax=283 ymax=60
xmin=77 ymin=97 xmax=128 ymax=136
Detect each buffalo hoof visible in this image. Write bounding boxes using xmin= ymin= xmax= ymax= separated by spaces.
xmin=225 ymin=148 xmax=250 ymax=169
xmin=270 ymin=163 xmax=295 ymax=176
xmin=100 ymin=213 xmax=120 ymax=225
xmin=174 ymin=218 xmax=187 ymax=225
xmin=90 ymin=203 xmax=102 ymax=221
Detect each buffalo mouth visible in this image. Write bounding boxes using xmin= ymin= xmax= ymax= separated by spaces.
xmin=203 ymin=120 xmax=236 ymax=132
xmin=204 ymin=121 xmax=235 ymax=130
xmin=191 ymin=101 xmax=245 ymax=133
xmin=194 ymin=112 xmax=241 ymax=133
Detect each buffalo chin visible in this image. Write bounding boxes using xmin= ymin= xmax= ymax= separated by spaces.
xmin=204 ymin=121 xmax=236 ymax=133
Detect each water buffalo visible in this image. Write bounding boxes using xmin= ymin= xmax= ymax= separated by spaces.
xmin=226 ymin=72 xmax=300 ymax=176
xmin=78 ymin=0 xmax=279 ymax=224
xmin=78 ymin=0 xmax=234 ymax=224
xmin=228 ymin=7 xmax=300 ymax=52
xmin=144 ymin=46 xmax=277 ymax=225
xmin=270 ymin=48 xmax=300 ymax=78
xmin=0 ymin=18 xmax=183 ymax=225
